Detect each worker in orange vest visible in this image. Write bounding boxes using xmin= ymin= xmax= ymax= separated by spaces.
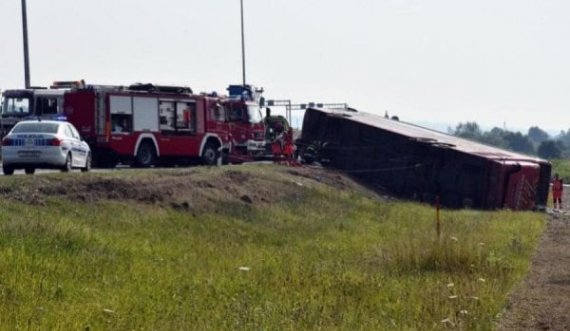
xmin=552 ymin=173 xmax=564 ymax=210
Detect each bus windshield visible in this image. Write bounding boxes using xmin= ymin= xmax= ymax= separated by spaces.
xmin=247 ymin=104 xmax=263 ymax=124
xmin=2 ymin=97 xmax=31 ymax=115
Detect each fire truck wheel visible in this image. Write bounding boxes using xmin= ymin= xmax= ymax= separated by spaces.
xmin=201 ymin=142 xmax=219 ymax=166
xmin=81 ymin=153 xmax=92 ymax=173
xmin=135 ymin=142 xmax=157 ymax=168
xmin=61 ymin=153 xmax=73 ymax=172
xmin=3 ymin=165 xmax=14 ymax=176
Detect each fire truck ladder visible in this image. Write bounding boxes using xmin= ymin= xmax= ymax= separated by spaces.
xmin=128 ymin=83 xmax=193 ymax=94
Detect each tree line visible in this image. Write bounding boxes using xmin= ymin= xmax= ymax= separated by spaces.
xmin=451 ymin=122 xmax=569 ymax=159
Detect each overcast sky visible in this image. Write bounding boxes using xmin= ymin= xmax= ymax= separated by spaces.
xmin=1 ymin=0 xmax=569 ymax=133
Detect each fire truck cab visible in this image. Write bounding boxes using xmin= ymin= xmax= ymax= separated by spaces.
xmin=1 ymin=88 xmax=65 ymax=136
xmin=222 ymin=84 xmax=267 ymax=163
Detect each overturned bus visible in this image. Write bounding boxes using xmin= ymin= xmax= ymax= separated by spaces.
xmin=297 ymin=108 xmax=551 ymax=210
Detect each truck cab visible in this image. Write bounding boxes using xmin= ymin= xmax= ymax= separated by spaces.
xmin=223 ymin=85 xmax=267 ymax=163
xmin=1 ymin=88 xmax=65 ymax=136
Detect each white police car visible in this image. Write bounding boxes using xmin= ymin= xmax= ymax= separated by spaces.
xmin=1 ymin=120 xmax=91 ymax=175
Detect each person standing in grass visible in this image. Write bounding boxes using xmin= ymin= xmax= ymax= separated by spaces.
xmin=552 ymin=173 xmax=564 ymax=210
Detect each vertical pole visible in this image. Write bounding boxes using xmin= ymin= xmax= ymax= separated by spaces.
xmin=240 ymin=0 xmax=246 ymax=87
xmin=287 ymin=100 xmax=292 ymax=126
xmin=436 ymin=196 xmax=441 ymax=239
xmin=21 ymin=0 xmax=31 ymax=89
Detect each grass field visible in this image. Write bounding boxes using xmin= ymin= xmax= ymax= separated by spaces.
xmin=0 ymin=166 xmax=545 ymax=330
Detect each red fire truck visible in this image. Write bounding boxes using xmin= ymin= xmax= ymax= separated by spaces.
xmin=221 ymin=84 xmax=268 ymax=163
xmin=58 ymin=82 xmax=267 ymax=167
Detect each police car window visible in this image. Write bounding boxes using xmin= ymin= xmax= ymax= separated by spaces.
xmin=12 ymin=123 xmax=59 ymax=133
xmin=70 ymin=125 xmax=81 ymax=139
xmin=64 ymin=125 xmax=76 ymax=138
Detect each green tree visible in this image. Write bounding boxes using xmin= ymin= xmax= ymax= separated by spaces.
xmin=537 ymin=140 xmax=562 ymax=159
xmin=527 ymin=126 xmax=550 ymax=144
xmin=503 ymin=132 xmax=535 ymax=155
xmin=481 ymin=127 xmax=508 ymax=148
xmin=454 ymin=122 xmax=482 ymax=140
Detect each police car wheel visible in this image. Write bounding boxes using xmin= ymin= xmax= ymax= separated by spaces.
xmin=24 ymin=167 xmax=35 ymax=175
xmin=62 ymin=153 xmax=73 ymax=172
xmin=3 ymin=165 xmax=14 ymax=176
xmin=81 ymin=154 xmax=91 ymax=173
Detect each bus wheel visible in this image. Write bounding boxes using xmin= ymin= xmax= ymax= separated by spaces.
xmin=201 ymin=142 xmax=219 ymax=166
xmin=135 ymin=141 xmax=156 ymax=167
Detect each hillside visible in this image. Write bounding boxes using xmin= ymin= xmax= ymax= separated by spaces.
xmin=0 ymin=164 xmax=545 ymax=330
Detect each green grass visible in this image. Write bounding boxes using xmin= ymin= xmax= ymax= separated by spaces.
xmin=0 ymin=173 xmax=544 ymax=330
xmin=551 ymin=159 xmax=570 ymax=182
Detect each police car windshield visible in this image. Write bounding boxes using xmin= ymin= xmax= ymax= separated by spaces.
xmin=2 ymin=97 xmax=31 ymax=114
xmin=12 ymin=123 xmax=59 ymax=134
xmin=247 ymin=104 xmax=263 ymax=124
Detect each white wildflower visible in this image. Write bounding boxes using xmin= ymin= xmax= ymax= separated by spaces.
xmin=238 ymin=266 xmax=251 ymax=272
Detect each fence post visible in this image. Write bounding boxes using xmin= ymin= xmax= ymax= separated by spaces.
xmin=436 ymin=196 xmax=441 ymax=239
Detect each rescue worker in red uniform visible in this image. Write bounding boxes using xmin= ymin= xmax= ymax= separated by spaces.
xmin=552 ymin=173 xmax=563 ymax=210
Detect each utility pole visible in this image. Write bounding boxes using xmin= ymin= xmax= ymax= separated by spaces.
xmin=240 ymin=0 xmax=246 ymax=87
xmin=21 ymin=0 xmax=31 ymax=88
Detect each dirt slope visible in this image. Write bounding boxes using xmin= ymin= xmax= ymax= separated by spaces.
xmin=498 ymin=193 xmax=570 ymax=331
xmin=0 ymin=165 xmax=379 ymax=211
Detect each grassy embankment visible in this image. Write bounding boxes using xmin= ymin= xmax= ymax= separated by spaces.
xmin=0 ymin=166 xmax=544 ymax=330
